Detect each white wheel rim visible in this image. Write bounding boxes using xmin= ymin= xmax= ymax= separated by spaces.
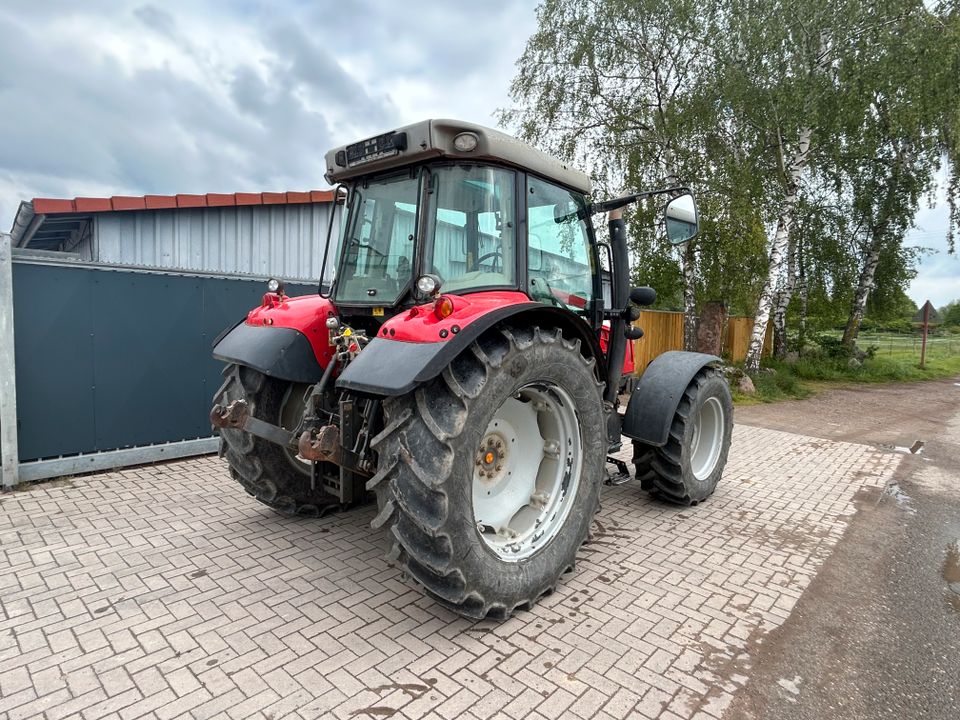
xmin=690 ymin=396 xmax=724 ymax=481
xmin=472 ymin=383 xmax=583 ymax=562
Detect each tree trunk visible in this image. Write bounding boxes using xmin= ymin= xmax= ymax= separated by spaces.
xmin=682 ymin=242 xmax=697 ymax=351
xmin=772 ymin=235 xmax=797 ymax=359
xmin=744 ymin=127 xmax=812 ymax=372
xmin=797 ymin=240 xmax=809 ymax=350
xmin=842 ymin=234 xmax=882 ymax=347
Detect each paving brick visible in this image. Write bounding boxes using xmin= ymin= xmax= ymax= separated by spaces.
xmin=0 ymin=427 xmax=897 ymax=719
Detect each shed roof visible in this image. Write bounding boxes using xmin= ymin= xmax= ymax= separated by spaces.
xmin=10 ymin=190 xmax=337 ymax=250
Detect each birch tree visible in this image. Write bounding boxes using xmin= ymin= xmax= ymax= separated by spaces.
xmin=501 ymin=0 xmax=723 ymax=349
xmin=835 ymin=2 xmax=960 ymax=347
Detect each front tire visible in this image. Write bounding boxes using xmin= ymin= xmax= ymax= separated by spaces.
xmin=632 ymin=367 xmax=733 ymax=504
xmin=368 ymin=326 xmax=605 ymax=620
xmin=214 ymin=363 xmax=340 ymax=516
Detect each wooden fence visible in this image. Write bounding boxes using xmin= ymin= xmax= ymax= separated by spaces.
xmin=631 ymin=311 xmax=772 ymax=373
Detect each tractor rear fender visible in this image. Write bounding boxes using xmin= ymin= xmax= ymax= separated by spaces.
xmin=622 ymin=351 xmax=723 ymax=447
xmin=336 ymin=303 xmax=606 ymax=397
xmin=212 ymin=294 xmax=337 ymax=383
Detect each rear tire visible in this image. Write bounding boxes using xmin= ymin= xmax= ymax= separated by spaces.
xmin=214 ymin=363 xmax=340 ymax=516
xmin=368 ymin=326 xmax=605 ymax=620
xmin=632 ymin=367 xmax=733 ymax=504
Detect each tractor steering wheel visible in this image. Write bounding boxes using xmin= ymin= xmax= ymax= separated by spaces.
xmin=529 ymin=276 xmax=565 ymax=308
xmin=476 ymin=250 xmax=503 ymax=273
xmin=350 ymin=240 xmax=387 ymax=259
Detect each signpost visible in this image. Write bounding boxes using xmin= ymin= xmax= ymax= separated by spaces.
xmin=919 ymin=300 xmax=934 ymax=369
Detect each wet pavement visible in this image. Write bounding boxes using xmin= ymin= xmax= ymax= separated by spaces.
xmin=728 ymin=377 xmax=960 ymax=720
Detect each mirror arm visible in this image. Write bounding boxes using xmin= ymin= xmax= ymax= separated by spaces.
xmin=588 ymin=185 xmax=690 ymax=216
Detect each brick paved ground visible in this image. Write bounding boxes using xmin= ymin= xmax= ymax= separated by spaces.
xmin=0 ymin=426 xmax=899 ymax=720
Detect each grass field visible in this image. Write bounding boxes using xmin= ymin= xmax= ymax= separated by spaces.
xmin=733 ymin=330 xmax=960 ymax=404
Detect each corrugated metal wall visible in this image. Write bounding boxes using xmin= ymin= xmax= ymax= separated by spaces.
xmin=85 ymin=203 xmax=340 ymax=281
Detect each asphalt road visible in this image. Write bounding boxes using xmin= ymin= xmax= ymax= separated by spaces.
xmin=723 ymin=377 xmax=960 ymax=720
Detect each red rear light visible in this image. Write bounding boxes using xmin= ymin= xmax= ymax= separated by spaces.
xmin=434 ymin=295 xmax=454 ymax=319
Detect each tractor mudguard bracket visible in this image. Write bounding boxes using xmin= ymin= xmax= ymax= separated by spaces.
xmin=622 ymin=351 xmax=722 ymax=447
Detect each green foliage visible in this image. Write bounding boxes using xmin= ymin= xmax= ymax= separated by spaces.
xmin=502 ymin=0 xmax=960 ymax=333
xmin=942 ymin=300 xmax=960 ymax=326
xmin=732 ymin=342 xmax=960 ymax=404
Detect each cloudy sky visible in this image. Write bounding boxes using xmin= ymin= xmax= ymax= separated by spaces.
xmin=0 ymin=1 xmax=956 ymax=306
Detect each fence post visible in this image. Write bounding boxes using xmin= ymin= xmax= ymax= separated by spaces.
xmin=0 ymin=233 xmax=19 ymax=489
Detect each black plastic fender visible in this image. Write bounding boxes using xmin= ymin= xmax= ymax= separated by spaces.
xmin=336 ymin=304 xmax=606 ymax=397
xmin=622 ymin=351 xmax=723 ymax=446
xmin=212 ymin=321 xmax=326 ymax=383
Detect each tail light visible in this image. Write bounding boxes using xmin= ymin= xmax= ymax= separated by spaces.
xmin=434 ymin=295 xmax=455 ymax=319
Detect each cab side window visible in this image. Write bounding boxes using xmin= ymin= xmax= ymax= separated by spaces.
xmin=526 ymin=177 xmax=594 ymax=315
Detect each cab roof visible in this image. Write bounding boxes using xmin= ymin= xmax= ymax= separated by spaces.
xmin=323 ymin=119 xmax=592 ymax=195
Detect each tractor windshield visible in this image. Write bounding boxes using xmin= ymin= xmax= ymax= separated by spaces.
xmin=335 ymin=172 xmax=419 ymax=306
xmin=423 ymin=165 xmax=517 ymax=293
xmin=334 ymin=164 xmax=517 ymax=305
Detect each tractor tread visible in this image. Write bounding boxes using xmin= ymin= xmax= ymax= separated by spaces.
xmin=371 ymin=324 xmax=605 ymax=620
xmin=631 ymin=367 xmax=732 ymax=505
xmin=215 ymin=363 xmax=343 ymax=518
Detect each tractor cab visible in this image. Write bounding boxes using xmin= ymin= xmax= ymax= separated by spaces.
xmin=323 ymin=120 xmax=601 ymax=329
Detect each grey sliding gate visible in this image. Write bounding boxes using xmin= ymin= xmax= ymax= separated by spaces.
xmin=0 ymin=240 xmax=316 ymax=486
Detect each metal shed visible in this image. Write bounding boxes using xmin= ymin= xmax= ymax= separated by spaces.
xmin=1 ymin=190 xmax=339 ymax=488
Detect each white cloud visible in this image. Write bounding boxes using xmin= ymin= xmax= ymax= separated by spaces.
xmin=0 ymin=1 xmax=537 ymax=225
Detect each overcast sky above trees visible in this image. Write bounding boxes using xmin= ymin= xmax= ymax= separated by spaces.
xmin=0 ymin=0 xmax=956 ymax=305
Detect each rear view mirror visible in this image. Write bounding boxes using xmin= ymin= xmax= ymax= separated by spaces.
xmin=664 ymin=193 xmax=698 ymax=244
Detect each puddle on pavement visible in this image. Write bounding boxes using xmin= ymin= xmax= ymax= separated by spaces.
xmin=879 ymin=482 xmax=916 ymax=513
xmin=944 ymin=540 xmax=960 ymax=610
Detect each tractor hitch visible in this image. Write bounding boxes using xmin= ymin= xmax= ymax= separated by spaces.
xmin=298 ymin=425 xmax=368 ymax=474
xmin=210 ymin=399 xmax=297 ymax=449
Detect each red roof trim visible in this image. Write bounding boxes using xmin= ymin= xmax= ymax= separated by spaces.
xmin=31 ymin=198 xmax=76 ymax=214
xmin=30 ymin=190 xmax=335 ymax=215
xmin=262 ymin=192 xmax=287 ymax=205
xmin=110 ymin=196 xmax=146 ymax=211
xmin=205 ymin=193 xmax=236 ymax=207
xmin=74 ymin=197 xmax=112 ymax=212
xmin=144 ymin=195 xmax=177 ymax=209
xmin=175 ymin=194 xmax=206 ymax=208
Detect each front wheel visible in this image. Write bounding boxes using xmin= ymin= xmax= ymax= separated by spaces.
xmin=632 ymin=367 xmax=733 ymax=505
xmin=368 ymin=326 xmax=606 ymax=620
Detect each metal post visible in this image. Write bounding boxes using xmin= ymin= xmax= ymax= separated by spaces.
xmin=920 ymin=301 xmax=930 ymax=369
xmin=0 ymin=233 xmax=19 ymax=488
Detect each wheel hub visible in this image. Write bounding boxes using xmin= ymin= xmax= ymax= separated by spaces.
xmin=476 ymin=434 xmax=507 ymax=480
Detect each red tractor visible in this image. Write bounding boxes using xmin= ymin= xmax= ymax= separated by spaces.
xmin=211 ymin=119 xmax=732 ymax=619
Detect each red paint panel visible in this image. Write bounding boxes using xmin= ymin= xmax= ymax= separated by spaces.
xmin=379 ymin=290 xmax=534 ymax=343
xmin=74 ymin=197 xmax=113 ymax=212
xmin=285 ymin=191 xmax=311 ymax=204
xmin=245 ymin=294 xmax=339 ymax=368
xmin=32 ymin=198 xmax=76 ymax=214
xmin=311 ymin=190 xmax=335 ymax=202
xmin=262 ymin=192 xmax=287 ymax=205
xmin=205 ymin=193 xmax=236 ymax=207
xmin=175 ymin=194 xmax=206 ymax=208
xmin=234 ymin=192 xmax=262 ymax=206
xmin=110 ymin=196 xmax=146 ymax=211
xmin=144 ymin=195 xmax=178 ymax=209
